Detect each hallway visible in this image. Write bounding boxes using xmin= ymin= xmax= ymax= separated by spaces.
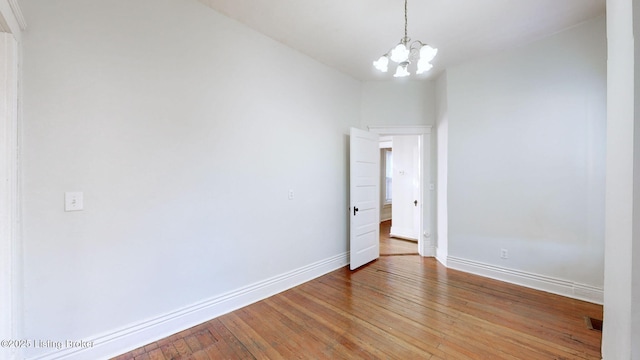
xmin=379 ymin=220 xmax=418 ymax=256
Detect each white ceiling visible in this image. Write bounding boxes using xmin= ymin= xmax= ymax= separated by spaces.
xmin=198 ymin=0 xmax=606 ymax=81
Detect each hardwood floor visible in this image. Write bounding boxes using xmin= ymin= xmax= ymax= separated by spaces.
xmin=379 ymin=219 xmax=418 ymax=256
xmin=112 ymin=226 xmax=603 ymax=360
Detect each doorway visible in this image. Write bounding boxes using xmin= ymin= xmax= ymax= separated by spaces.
xmin=378 ymin=135 xmax=420 ymax=256
xmin=368 ymin=125 xmax=434 ymax=257
xmin=379 ymin=220 xmax=419 ymax=255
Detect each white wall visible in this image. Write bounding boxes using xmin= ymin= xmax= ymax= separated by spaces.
xmin=19 ymin=0 xmax=360 ymax=358
xmin=445 ymin=16 xmax=607 ymax=300
xmin=601 ymin=0 xmax=639 ymax=357
xmin=361 ymin=80 xmax=436 ymax=128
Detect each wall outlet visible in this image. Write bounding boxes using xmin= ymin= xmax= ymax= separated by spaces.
xmin=288 ymin=189 xmax=295 ymax=200
xmin=500 ymin=248 xmax=509 ymax=259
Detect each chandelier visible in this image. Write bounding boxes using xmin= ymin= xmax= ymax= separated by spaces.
xmin=373 ymin=0 xmax=438 ymax=77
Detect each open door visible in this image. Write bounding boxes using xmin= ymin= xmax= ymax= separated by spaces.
xmin=390 ymin=135 xmax=421 ymax=240
xmin=350 ymin=127 xmax=380 ymax=270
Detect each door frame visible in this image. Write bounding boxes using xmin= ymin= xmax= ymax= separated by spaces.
xmin=0 ymin=32 xmax=19 ymax=356
xmin=368 ymin=125 xmax=434 ymax=257
xmin=0 ymin=0 xmax=25 ymax=352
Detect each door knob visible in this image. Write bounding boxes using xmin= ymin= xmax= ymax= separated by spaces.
xmin=353 ymin=207 xmax=359 ymax=216
xmin=414 ymin=200 xmax=418 ymax=206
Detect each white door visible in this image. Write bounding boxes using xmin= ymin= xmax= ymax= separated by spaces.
xmin=390 ymin=135 xmax=421 ymax=240
xmin=350 ymin=127 xmax=380 ymax=270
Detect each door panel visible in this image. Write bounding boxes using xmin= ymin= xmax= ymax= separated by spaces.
xmin=350 ymin=127 xmax=380 ymax=270
xmin=391 ymin=135 xmax=420 ymax=240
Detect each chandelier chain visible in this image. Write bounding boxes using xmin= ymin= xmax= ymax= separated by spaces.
xmin=404 ymin=0 xmax=408 ymax=42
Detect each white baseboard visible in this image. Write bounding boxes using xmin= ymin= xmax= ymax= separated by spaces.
xmin=447 ymin=256 xmax=603 ymax=305
xmin=390 ymin=227 xmax=418 ymax=241
xmin=420 ymin=239 xmax=436 ymax=257
xmin=421 ymin=245 xmax=436 ymax=257
xmin=435 ymin=247 xmax=447 ymax=267
xmin=28 ymin=252 xmax=349 ymax=360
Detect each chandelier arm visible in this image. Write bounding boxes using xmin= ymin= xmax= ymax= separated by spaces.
xmin=373 ymin=0 xmax=437 ymax=76
xmin=410 ymin=40 xmax=426 ymax=50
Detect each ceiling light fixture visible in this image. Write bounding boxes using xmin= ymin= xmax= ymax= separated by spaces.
xmin=373 ymin=0 xmax=438 ymax=77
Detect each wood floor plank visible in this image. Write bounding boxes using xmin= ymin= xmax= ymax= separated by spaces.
xmin=350 ymin=258 xmax=600 ymax=358
xmin=112 ymin=223 xmax=602 ymax=360
xmin=262 ymin=296 xmax=365 ymax=359
xmin=187 ymin=349 xmax=211 ymax=360
xmin=194 ymin=329 xmax=218 ymax=350
xmin=235 ymin=303 xmax=310 ymax=359
xmin=146 ymin=348 xmax=166 ymax=360
xmin=290 ymin=286 xmax=439 ymax=358
xmin=274 ymin=290 xmax=397 ymax=359
xmin=159 ymin=344 xmax=180 ymax=360
xmin=247 ymin=300 xmax=337 ymax=358
xmin=219 ymin=311 xmax=286 ymax=359
xmin=132 ymin=353 xmax=150 ymax=360
xmin=205 ymin=319 xmax=255 ymax=359
xmin=306 ymin=267 xmax=519 ymax=359
xmin=280 ymin=288 xmax=399 ymax=358
xmin=171 ymin=338 xmax=192 ymax=358
xmin=183 ymin=334 xmax=202 ymax=353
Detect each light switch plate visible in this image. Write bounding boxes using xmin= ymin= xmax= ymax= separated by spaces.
xmin=65 ymin=192 xmax=83 ymax=211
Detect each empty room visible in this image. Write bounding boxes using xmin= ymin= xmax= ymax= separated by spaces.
xmin=1 ymin=0 xmax=638 ymax=359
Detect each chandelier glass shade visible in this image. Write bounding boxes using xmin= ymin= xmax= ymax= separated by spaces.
xmin=373 ymin=0 xmax=438 ymax=77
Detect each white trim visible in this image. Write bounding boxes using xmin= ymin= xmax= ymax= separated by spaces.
xmin=0 ymin=0 xmax=25 ymax=41
xmin=433 ymin=241 xmax=446 ymax=263
xmin=390 ymin=225 xmax=418 ymax=241
xmin=435 ymin=252 xmax=447 ymax=267
xmin=0 ymin=12 xmax=8 ymax=33
xmin=447 ymin=256 xmax=604 ymax=305
xmin=368 ymin=125 xmax=433 ymax=258
xmin=380 ymin=203 xmax=391 ymax=222
xmin=7 ymin=0 xmax=26 ymax=30
xmin=368 ymin=125 xmax=432 ymax=135
xmin=27 ymin=252 xmax=349 ymax=360
xmin=0 ymin=32 xmax=19 ymax=360
xmin=422 ymin=240 xmax=436 ymax=257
